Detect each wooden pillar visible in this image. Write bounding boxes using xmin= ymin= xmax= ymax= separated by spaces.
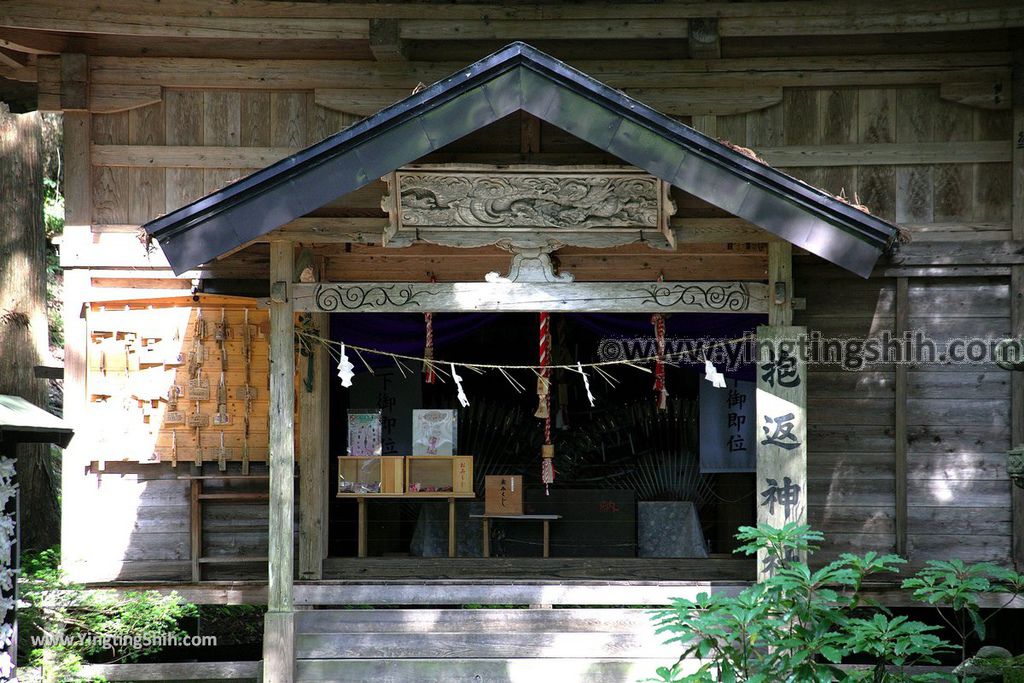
xmin=264 ymin=241 xmax=295 ymax=683
xmin=1012 ymin=266 xmax=1024 ymax=569
xmin=755 ymin=325 xmax=807 ymax=579
xmin=59 ymin=109 xmax=91 ymax=578
xmin=894 ymin=278 xmax=909 ymax=558
xmin=768 ymin=242 xmax=793 ymax=326
xmin=1012 ymin=49 xmax=1024 ymax=569
xmin=298 ymin=310 xmax=329 ymax=580
xmin=756 ymin=242 xmax=804 ymax=579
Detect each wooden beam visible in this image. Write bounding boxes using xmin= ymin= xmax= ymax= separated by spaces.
xmin=895 ymin=277 xmax=909 ymax=558
xmin=717 ymin=6 xmax=1024 ymax=36
xmin=687 ymin=18 xmax=720 ymax=60
xmin=756 ymin=141 xmax=1010 ymax=167
xmin=63 ymin=220 xmax=775 ymax=269
xmin=89 ymin=83 xmax=163 ymax=114
xmin=0 ymin=2 xmax=368 ymax=40
xmin=291 ymin=281 xmax=769 ymax=314
xmin=298 ymin=307 xmax=328 ymax=581
xmin=61 ymin=53 xmax=87 ymax=111
xmin=0 ymin=46 xmax=26 ymax=70
xmin=36 ymin=53 xmax=86 ymax=111
xmin=316 ymin=85 xmax=784 ymax=118
xmin=398 ymin=18 xmax=689 ymax=40
xmin=369 ymin=19 xmax=407 ymax=62
xmin=35 ymin=54 xmax=59 ymax=110
xmin=887 ymin=240 xmax=1024 ymax=266
xmin=79 ymin=661 xmax=259 ymax=682
xmin=90 ymin=140 xmax=1009 ymax=171
xmin=87 ymin=53 xmax=1011 ymax=91
xmin=0 ymin=0 xmax=1018 ymax=24
xmin=940 ymin=81 xmax=1011 ymax=111
xmin=0 ymin=27 xmax=66 ymax=54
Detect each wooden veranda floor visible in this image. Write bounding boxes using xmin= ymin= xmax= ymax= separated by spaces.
xmin=322 ymin=556 xmax=755 ymax=582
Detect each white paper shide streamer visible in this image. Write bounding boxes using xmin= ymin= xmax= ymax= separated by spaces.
xmin=704 ymin=357 xmax=726 ymax=389
xmin=577 ymin=362 xmax=595 ymax=407
xmin=337 ymin=343 xmax=356 ymax=388
xmin=451 ymin=363 xmax=470 ymax=407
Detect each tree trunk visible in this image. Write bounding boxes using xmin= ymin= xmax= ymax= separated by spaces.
xmin=0 ymin=103 xmax=59 ymax=551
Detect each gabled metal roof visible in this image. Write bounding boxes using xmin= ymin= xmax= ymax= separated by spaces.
xmin=144 ymin=42 xmax=898 ymax=278
xmin=0 ymin=395 xmax=74 ymax=448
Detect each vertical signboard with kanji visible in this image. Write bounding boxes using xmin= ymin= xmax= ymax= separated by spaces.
xmin=755 ymin=325 xmax=807 ymax=580
xmin=700 ymin=379 xmax=756 ymax=473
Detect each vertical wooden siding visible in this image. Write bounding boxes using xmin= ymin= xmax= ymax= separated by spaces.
xmin=91 ymin=91 xmax=355 ymax=226
xmin=69 ymin=79 xmax=1017 ymax=579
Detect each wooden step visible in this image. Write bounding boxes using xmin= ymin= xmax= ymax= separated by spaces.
xmin=295 ymin=658 xmax=690 ymax=683
xmin=294 ymin=581 xmax=744 ymax=606
xmin=295 ymin=630 xmax=676 ymax=659
xmin=295 ymin=608 xmax=657 ymax=635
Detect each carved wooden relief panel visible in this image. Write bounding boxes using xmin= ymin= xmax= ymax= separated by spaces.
xmin=381 ymin=165 xmax=676 ymax=250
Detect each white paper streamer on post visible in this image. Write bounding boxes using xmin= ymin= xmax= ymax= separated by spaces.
xmin=704 ymin=357 xmax=726 ymax=389
xmin=451 ymin=363 xmax=470 ymax=407
xmin=337 ymin=343 xmax=355 ymax=388
xmin=577 ymin=362 xmax=596 ymax=407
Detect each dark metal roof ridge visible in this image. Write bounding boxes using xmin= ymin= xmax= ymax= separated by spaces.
xmin=144 ymin=41 xmax=898 ymax=275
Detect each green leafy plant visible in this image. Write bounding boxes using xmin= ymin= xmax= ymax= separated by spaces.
xmin=843 ymin=614 xmax=950 ymax=683
xmin=19 ymin=547 xmax=197 ymax=683
xmin=649 ymin=524 xmax=954 ymax=683
xmin=901 ymin=559 xmax=1024 ymax=661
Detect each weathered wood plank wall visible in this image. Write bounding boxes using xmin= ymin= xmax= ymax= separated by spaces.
xmin=796 ymin=261 xmax=1013 ymax=567
xmin=51 ymin=43 xmax=1019 ymax=582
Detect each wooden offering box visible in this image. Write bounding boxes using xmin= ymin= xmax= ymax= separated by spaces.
xmin=337 ymin=456 xmax=404 ymax=495
xmin=405 ymin=456 xmax=473 ymax=495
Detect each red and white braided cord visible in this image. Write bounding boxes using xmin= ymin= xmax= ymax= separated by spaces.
xmin=652 ymin=313 xmax=668 ymax=410
xmin=423 ymin=311 xmax=436 ymax=384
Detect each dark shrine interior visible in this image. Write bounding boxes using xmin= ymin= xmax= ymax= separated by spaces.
xmin=325 ymin=311 xmax=765 ymax=560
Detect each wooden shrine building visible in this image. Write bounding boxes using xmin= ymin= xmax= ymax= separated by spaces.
xmin=1 ymin=3 xmax=1023 ymax=681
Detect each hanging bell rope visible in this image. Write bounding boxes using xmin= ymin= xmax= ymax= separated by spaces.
xmin=652 ymin=312 xmax=668 ymax=411
xmin=423 ymin=274 xmax=437 ymax=384
xmin=537 ymin=311 xmax=555 ymax=493
xmin=535 ymin=311 xmax=551 ymax=420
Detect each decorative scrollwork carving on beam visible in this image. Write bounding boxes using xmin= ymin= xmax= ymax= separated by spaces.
xmin=314 ymin=284 xmax=435 ymax=312
xmin=633 ymin=283 xmax=752 ymax=311
xmin=295 ymin=281 xmax=767 ymax=314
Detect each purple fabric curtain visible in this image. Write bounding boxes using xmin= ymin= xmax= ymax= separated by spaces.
xmin=330 ymin=312 xmax=764 ymax=379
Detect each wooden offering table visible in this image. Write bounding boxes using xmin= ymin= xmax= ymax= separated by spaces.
xmin=470 ymin=514 xmax=562 ymax=558
xmin=350 ymin=494 xmax=475 ymax=558
xmin=338 ymin=455 xmax=475 ymax=557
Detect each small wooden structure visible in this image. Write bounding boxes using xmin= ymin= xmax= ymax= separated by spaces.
xmin=2 ymin=4 xmax=1023 ymax=681
xmin=0 ymin=395 xmax=73 ymax=681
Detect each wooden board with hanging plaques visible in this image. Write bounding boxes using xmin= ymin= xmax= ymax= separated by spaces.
xmin=83 ymin=295 xmax=273 ymax=465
